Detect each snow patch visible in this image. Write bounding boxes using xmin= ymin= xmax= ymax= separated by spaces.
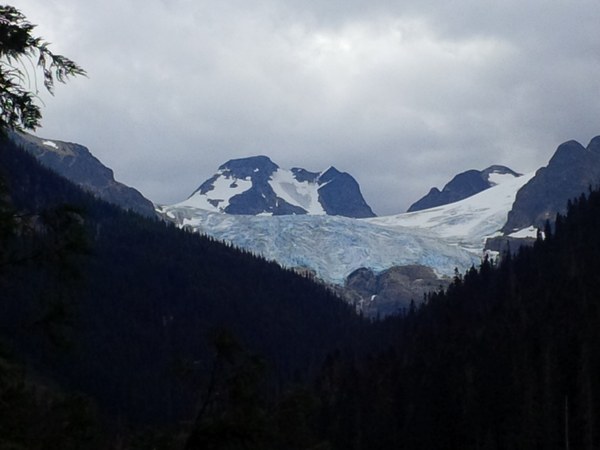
xmin=176 ymin=176 xmax=252 ymax=212
xmin=43 ymin=140 xmax=58 ymax=149
xmin=487 ymin=172 xmax=518 ymax=186
xmin=269 ymin=169 xmax=326 ymax=215
xmin=508 ymin=226 xmax=538 ymax=239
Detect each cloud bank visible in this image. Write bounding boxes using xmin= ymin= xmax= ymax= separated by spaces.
xmin=14 ymin=0 xmax=600 ymax=214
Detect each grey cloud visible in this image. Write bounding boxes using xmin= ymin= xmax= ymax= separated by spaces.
xmin=15 ymin=0 xmax=600 ymax=215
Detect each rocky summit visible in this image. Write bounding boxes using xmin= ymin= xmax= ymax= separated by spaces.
xmin=502 ymin=136 xmax=600 ymax=233
xmin=9 ymin=131 xmax=157 ymax=218
xmin=176 ymin=155 xmax=376 ymax=218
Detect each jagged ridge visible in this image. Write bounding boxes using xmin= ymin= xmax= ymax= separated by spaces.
xmin=178 ymin=155 xmax=376 ymax=218
xmin=9 ymin=131 xmax=156 ymax=218
xmin=502 ymin=136 xmax=600 ymax=233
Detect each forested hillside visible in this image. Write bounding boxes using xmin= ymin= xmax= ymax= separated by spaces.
xmin=307 ymin=191 xmax=600 ymax=450
xmin=0 ymin=136 xmax=364 ymax=439
xmin=5 ymin=131 xmax=600 ymax=449
xmin=3 ymin=4 xmax=600 ymax=449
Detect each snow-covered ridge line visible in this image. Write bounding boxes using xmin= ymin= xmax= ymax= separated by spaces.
xmin=159 ymin=173 xmax=533 ymax=284
xmin=368 ymin=172 xmax=535 ymax=252
xmin=173 ymin=155 xmax=375 ymax=218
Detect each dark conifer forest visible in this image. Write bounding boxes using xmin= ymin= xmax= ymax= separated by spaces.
xmin=311 ymin=191 xmax=600 ymax=450
xmin=3 ymin=134 xmax=600 ymax=449
xmin=0 ymin=137 xmax=364 ymax=447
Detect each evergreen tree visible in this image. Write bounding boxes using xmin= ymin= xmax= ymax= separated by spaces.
xmin=0 ymin=5 xmax=85 ymax=132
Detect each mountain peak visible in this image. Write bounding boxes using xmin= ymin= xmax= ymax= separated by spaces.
xmin=319 ymin=166 xmax=343 ymax=183
xmin=175 ymin=156 xmax=375 ymax=217
xmin=8 ymin=131 xmax=157 ymax=218
xmin=503 ymin=137 xmax=600 ymax=232
xmin=408 ymin=165 xmax=520 ymax=212
xmin=587 ymin=136 xmax=600 ymax=154
xmin=218 ymin=155 xmax=279 ymax=176
xmin=548 ymin=140 xmax=586 ymax=167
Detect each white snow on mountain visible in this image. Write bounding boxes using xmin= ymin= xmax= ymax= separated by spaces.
xmin=175 ymin=173 xmax=252 ymax=212
xmin=159 ymin=206 xmax=480 ymax=284
xmin=508 ymin=226 xmax=538 ymax=239
xmin=368 ymin=172 xmax=535 ymax=252
xmin=42 ymin=140 xmax=58 ymax=149
xmin=158 ymin=170 xmax=534 ymax=285
xmin=182 ymin=164 xmax=334 ymax=215
xmin=487 ymin=171 xmax=519 ymax=186
xmin=269 ymin=169 xmax=326 ymax=215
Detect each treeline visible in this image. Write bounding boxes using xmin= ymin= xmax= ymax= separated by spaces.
xmin=167 ymin=189 xmax=600 ymax=450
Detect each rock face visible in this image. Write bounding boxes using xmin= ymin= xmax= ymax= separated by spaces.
xmin=502 ymin=136 xmax=600 ymax=233
xmin=408 ymin=165 xmax=520 ymax=212
xmin=341 ymin=265 xmax=449 ymax=318
xmin=182 ymin=155 xmax=376 ymax=218
xmin=316 ymin=167 xmax=376 ymax=217
xmin=9 ymin=131 xmax=157 ymax=218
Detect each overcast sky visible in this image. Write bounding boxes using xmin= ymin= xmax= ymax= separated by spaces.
xmin=12 ymin=0 xmax=600 ymax=215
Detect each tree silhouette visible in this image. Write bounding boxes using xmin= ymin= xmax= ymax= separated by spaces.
xmin=0 ymin=4 xmax=85 ymax=131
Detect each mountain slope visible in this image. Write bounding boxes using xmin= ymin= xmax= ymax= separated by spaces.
xmin=371 ymin=171 xmax=535 ymax=252
xmin=160 ymin=169 xmax=530 ymax=286
xmin=160 ymin=169 xmax=532 ymax=284
xmin=179 ymin=155 xmax=376 ymax=218
xmin=408 ymin=165 xmax=520 ymax=212
xmin=0 ymin=136 xmax=363 ymax=426
xmin=308 ymin=187 xmax=600 ymax=450
xmin=9 ymin=131 xmax=157 ymax=218
xmin=159 ymin=205 xmax=480 ymax=284
xmin=502 ymin=136 xmax=600 ymax=233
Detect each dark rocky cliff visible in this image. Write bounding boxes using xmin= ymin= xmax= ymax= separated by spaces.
xmin=9 ymin=131 xmax=157 ymax=218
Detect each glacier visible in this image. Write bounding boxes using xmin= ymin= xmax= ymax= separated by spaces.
xmin=158 ymin=169 xmax=534 ymax=285
xmin=368 ymin=172 xmax=536 ymax=253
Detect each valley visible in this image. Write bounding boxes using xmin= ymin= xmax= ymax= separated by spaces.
xmin=3 ymin=4 xmax=600 ymax=448
xmin=4 ymin=129 xmax=600 ymax=448
xmin=15 ymin=131 xmax=600 ymax=317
